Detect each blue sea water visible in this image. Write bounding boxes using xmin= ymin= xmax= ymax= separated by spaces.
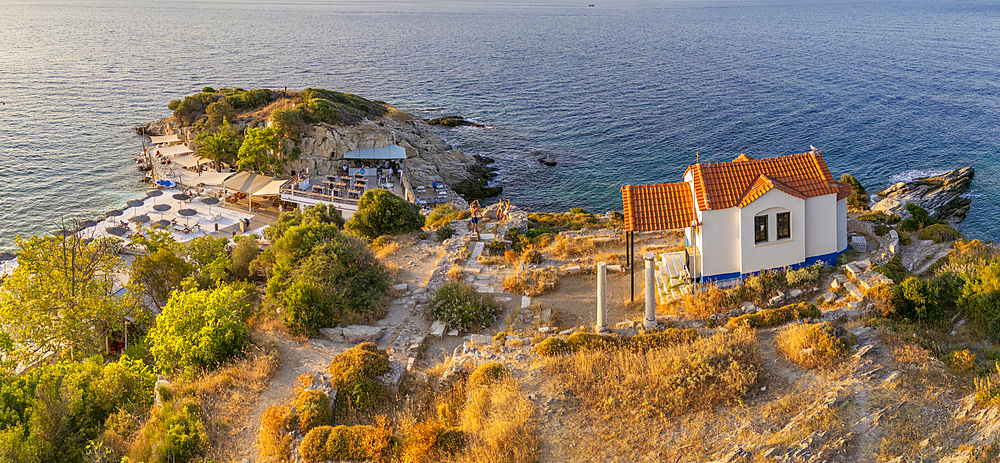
xmin=1 ymin=0 xmax=999 ymax=251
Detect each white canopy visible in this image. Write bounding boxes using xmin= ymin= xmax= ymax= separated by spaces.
xmin=222 ymin=171 xmax=274 ymax=194
xmin=251 ymin=179 xmax=288 ymax=197
xmin=149 ymin=134 xmax=181 ymax=144
xmin=343 ymin=144 xmax=407 ymax=160
xmin=189 ymin=171 xmax=235 ymax=187
xmin=155 ymin=145 xmax=193 ymax=157
xmin=172 ymin=154 xmax=210 ymax=168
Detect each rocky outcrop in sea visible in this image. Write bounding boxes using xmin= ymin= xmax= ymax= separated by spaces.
xmin=871 ymin=167 xmax=974 ymax=222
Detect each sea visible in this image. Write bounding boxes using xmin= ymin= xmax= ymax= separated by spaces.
xmin=1 ymin=0 xmax=999 ymax=252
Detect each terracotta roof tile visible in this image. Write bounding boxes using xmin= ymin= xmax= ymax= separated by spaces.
xmin=836 ymin=181 xmax=853 ymax=201
xmin=690 ymin=152 xmax=842 ymax=209
xmin=737 ymin=175 xmax=807 ymax=208
xmin=621 ymin=182 xmax=697 ymax=232
xmin=732 ymin=153 xmax=755 ymax=162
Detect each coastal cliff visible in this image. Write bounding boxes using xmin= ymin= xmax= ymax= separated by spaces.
xmin=871 ymin=167 xmax=974 ymax=222
xmin=142 ymin=88 xmax=499 ymax=200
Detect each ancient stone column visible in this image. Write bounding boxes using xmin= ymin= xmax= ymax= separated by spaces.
xmin=644 ymin=252 xmax=657 ymax=329
xmin=596 ymin=261 xmax=608 ymax=333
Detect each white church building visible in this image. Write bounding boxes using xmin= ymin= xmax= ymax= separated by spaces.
xmin=621 ymin=151 xmax=850 ymax=286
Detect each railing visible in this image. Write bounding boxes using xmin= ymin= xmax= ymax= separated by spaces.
xmin=279 ymin=184 xmax=360 ymax=206
xmin=399 ymin=169 xmax=414 ymax=202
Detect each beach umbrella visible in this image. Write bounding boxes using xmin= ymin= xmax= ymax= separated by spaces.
xmin=201 ymin=196 xmax=219 ymax=214
xmin=126 ymin=199 xmax=145 ymax=215
xmin=172 ymin=193 xmax=190 ymax=202
xmin=177 ymin=208 xmax=197 ymax=226
xmin=146 ymin=189 xmax=163 ymax=205
xmin=152 ymin=219 xmax=172 ymax=229
xmin=130 ymin=214 xmax=150 ymax=226
xmin=105 ymin=209 xmax=123 ymax=218
xmin=106 ymin=226 xmax=127 ymax=237
xmin=78 ymin=219 xmax=98 ymax=229
xmin=152 ymin=203 xmax=172 ymax=218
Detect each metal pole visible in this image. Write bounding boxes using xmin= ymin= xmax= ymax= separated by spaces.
xmin=629 ymin=230 xmax=635 ymax=302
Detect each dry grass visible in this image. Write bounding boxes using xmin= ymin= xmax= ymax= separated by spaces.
xmin=374 ymin=240 xmax=401 ymax=259
xmin=166 ymin=336 xmax=280 ymax=461
xmin=502 ymin=266 xmax=559 ymax=296
xmin=775 ymin=322 xmax=856 ymax=369
xmin=476 ymin=254 xmax=506 ymax=266
xmin=541 ymin=329 xmax=760 ymax=417
xmin=447 ymin=266 xmax=464 ymax=281
xmin=673 ymin=284 xmax=737 ymax=319
xmin=452 ymin=379 xmax=538 ymax=463
xmin=547 ymin=235 xmax=596 ymax=259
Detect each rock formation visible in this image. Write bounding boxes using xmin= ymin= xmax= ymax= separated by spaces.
xmin=143 ymin=103 xmax=499 ymax=200
xmin=870 ymin=167 xmax=974 ymax=222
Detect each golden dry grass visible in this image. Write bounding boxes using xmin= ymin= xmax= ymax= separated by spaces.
xmin=541 ymin=329 xmax=760 ymax=417
xmin=546 ymin=235 xmax=596 ymax=259
xmin=775 ymin=322 xmax=856 ymax=369
xmin=447 ymin=266 xmax=464 ymax=281
xmin=374 ymin=240 xmax=401 ymax=259
xmin=502 ymin=267 xmax=559 ymax=296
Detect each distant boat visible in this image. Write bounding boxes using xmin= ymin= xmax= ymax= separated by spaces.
xmin=588 ymin=4 xmax=595 ymax=6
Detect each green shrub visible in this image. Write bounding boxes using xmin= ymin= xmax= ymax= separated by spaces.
xmin=487 ymin=240 xmax=507 ymax=255
xmin=429 ymin=282 xmax=503 ymax=332
xmin=873 ymin=255 xmax=909 ymax=284
xmin=301 ymin=88 xmax=388 ymax=126
xmin=776 ymin=322 xmax=857 ymax=369
xmin=901 ymin=276 xmax=944 ymax=323
xmin=857 ymin=211 xmax=900 ymax=225
xmin=918 ymin=223 xmax=962 ymax=243
xmin=149 ymin=285 xmax=251 ymax=377
xmin=271 ymin=107 xmax=308 ymax=138
xmin=785 ymin=267 xmax=819 ymax=286
xmin=841 ymin=174 xmax=869 ymax=211
xmin=867 ymin=284 xmax=907 ymax=319
xmin=425 ymin=204 xmax=466 ymax=230
xmin=725 ymin=302 xmax=820 ymax=330
xmin=534 ymin=337 xmax=571 ymax=356
xmin=875 ymin=223 xmax=890 ymax=236
xmin=570 ymin=207 xmax=590 ymax=215
xmin=468 ymin=362 xmax=507 ymax=387
xmin=346 ymin=189 xmax=424 ymax=241
xmin=229 ymin=236 xmax=259 ymax=280
xmin=327 ymin=343 xmax=390 ymax=415
xmin=630 ymin=328 xmax=699 ymax=351
xmin=436 ymin=226 xmax=455 ymax=242
xmin=300 ymin=425 xmax=333 ymax=462
xmin=901 ymin=202 xmax=938 ymax=232
xmin=295 ymin=390 xmax=333 ymax=433
xmin=132 ymin=397 xmax=208 ymax=463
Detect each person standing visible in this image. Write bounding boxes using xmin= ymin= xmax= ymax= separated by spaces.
xmin=470 ymin=200 xmax=481 ymax=233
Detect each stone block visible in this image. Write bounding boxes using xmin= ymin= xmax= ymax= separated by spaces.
xmin=789 ymin=288 xmax=803 ymax=298
xmin=564 ymin=264 xmax=582 ymax=274
xmin=393 ymin=283 xmax=408 ymax=291
xmin=469 ymin=334 xmax=492 ymax=345
xmin=844 ymin=282 xmax=865 ymax=300
xmin=521 ymin=296 xmax=531 ymax=309
xmin=845 ymin=263 xmax=861 ymax=278
xmin=820 ymin=291 xmax=837 ymax=302
xmin=857 ymin=258 xmax=872 ymax=269
xmin=429 ymin=321 xmax=447 ymax=337
xmin=606 ymin=264 xmax=622 ymax=273
xmin=447 ymin=329 xmax=459 ymax=336
xmin=741 ymin=301 xmax=757 ymax=313
xmin=541 ymin=308 xmax=552 ymax=323
xmin=319 ymin=327 xmax=345 ymax=342
xmin=830 ymin=278 xmax=842 ymax=290
xmin=342 ymin=325 xmax=384 ymax=344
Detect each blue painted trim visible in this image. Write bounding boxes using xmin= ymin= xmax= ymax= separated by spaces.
xmin=685 ymin=234 xmax=690 ymax=247
xmin=804 ymin=250 xmax=840 ymax=268
xmin=701 ymin=271 xmax=742 ymax=284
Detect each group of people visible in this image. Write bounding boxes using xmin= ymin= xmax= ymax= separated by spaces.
xmin=468 ymin=199 xmax=513 ymax=234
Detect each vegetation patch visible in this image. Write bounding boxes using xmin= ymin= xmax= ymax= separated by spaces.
xmin=840 ymin=174 xmax=870 ymax=211
xmin=328 ymin=343 xmax=391 ymax=416
xmin=542 ymin=330 xmax=759 ymax=416
xmin=858 ymin=210 xmax=900 ymax=225
xmin=776 ymin=322 xmax=857 ymax=369
xmin=468 ymin=362 xmax=507 ymax=387
xmin=918 ymin=223 xmax=962 ymax=243
xmin=724 ymin=302 xmax=821 ymax=330
xmin=299 ymin=422 xmax=392 ymax=463
xmin=347 ymin=189 xmax=425 ymax=241
xmin=425 ymin=204 xmax=469 ymax=230
xmin=501 ymin=267 xmax=558 ymax=296
xmin=430 ymin=282 xmax=503 ymax=332
xmin=534 ymin=328 xmax=698 ymax=356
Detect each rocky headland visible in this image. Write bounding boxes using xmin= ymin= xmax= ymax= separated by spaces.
xmin=871 ymin=167 xmax=974 ymax=222
xmin=142 ymin=88 xmax=500 ymax=200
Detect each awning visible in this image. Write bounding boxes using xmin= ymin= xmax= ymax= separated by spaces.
xmin=343 ymin=144 xmax=407 ymax=160
xmin=155 ymin=145 xmax=193 ymax=157
xmin=222 ymin=171 xmax=274 ymax=194
xmin=252 ymin=179 xmax=288 ymax=197
xmin=172 ymin=154 xmax=210 ymax=168
xmin=189 ymin=171 xmax=235 ymax=187
xmin=150 ymin=134 xmax=181 ymax=144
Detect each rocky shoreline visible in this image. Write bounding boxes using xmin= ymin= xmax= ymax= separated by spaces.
xmin=871 ymin=166 xmax=974 ymax=222
xmin=142 ymin=100 xmax=501 ymax=201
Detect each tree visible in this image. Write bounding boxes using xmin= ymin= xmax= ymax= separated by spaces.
xmin=345 ymin=189 xmax=424 ymax=241
xmin=194 ymin=119 xmax=241 ymax=172
xmin=236 ymin=126 xmax=286 ymax=175
xmin=271 ymin=107 xmax=307 ymax=139
xmin=263 ymin=218 xmax=388 ymax=335
xmin=0 ymin=235 xmax=142 ymax=365
xmin=205 ymin=100 xmax=234 ymax=127
xmin=130 ymin=247 xmax=194 ymax=310
xmin=148 ymin=285 xmax=252 ymax=378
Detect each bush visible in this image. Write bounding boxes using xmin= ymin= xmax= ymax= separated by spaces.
xmin=901 ymin=202 xmax=938 ymax=231
xmin=487 ymin=240 xmax=507 ymax=256
xmin=841 ymin=174 xmax=870 ymax=211
xmin=296 ymin=390 xmax=333 ymax=433
xmin=873 ymin=255 xmax=909 ymax=284
xmin=259 ymin=404 xmax=295 ymax=461
xmin=521 ymin=246 xmax=543 ymax=264
xmin=785 ymin=266 xmax=819 ymax=286
xmin=948 ymin=349 xmax=977 ymax=372
xmin=327 ymin=343 xmax=391 ymax=415
xmin=300 ymin=425 xmax=333 ymax=462
xmin=301 ymin=88 xmax=388 ymax=125
xmin=918 ymin=223 xmax=962 ymax=243
xmin=469 ymin=362 xmax=507 ymax=387
xmin=148 ymin=285 xmax=251 ymax=377
xmin=436 ymin=226 xmax=455 ymax=242
xmin=229 ymin=236 xmax=260 ymax=280
xmin=429 ymin=282 xmax=503 ymax=332
xmin=867 ymin=284 xmax=907 ymax=319
xmin=425 ymin=204 xmax=467 ymax=230
xmin=959 ymin=261 xmax=1000 ymax=341
xmin=976 ymin=363 xmax=1000 ymax=406
xmin=725 ymin=302 xmax=820 ymax=330
xmin=776 ymin=322 xmax=856 ymax=369
xmin=131 ymin=397 xmax=208 ymax=463
xmin=858 ymin=211 xmax=900 ymax=225
xmin=346 ymin=189 xmax=424 ymax=241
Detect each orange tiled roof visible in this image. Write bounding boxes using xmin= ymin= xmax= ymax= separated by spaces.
xmin=732 ymin=153 xmax=755 ymax=162
xmin=836 ymin=181 xmax=853 ymax=201
xmin=688 ymin=151 xmax=846 ymax=210
xmin=621 ymin=182 xmax=698 ymax=232
xmin=737 ymin=175 xmax=807 ymax=208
